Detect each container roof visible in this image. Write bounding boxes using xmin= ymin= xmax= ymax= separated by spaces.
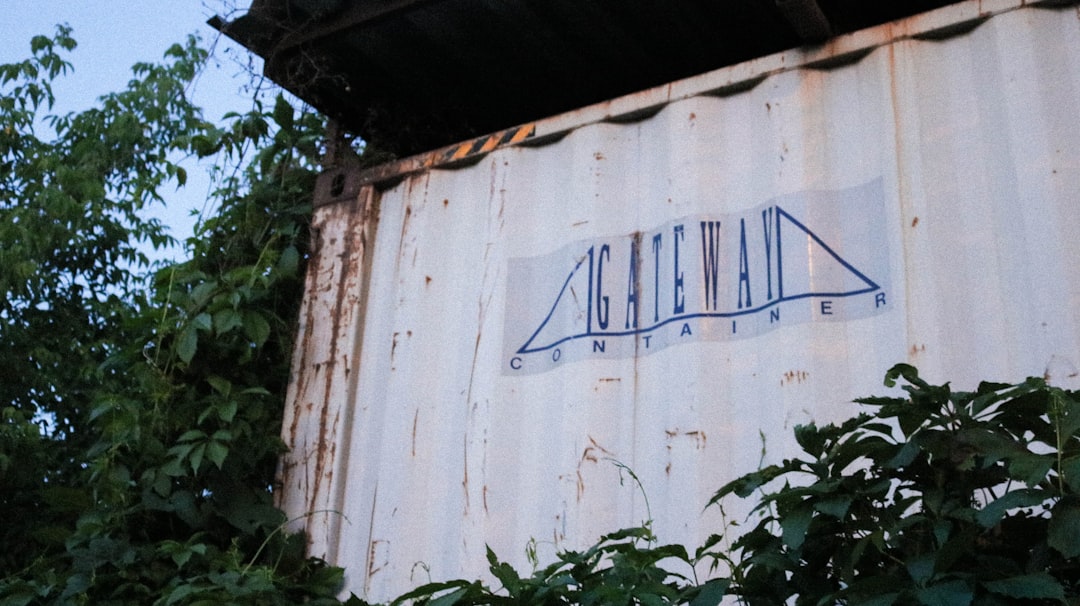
xmin=213 ymin=0 xmax=964 ymax=155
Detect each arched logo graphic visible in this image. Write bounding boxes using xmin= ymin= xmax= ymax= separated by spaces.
xmin=503 ymin=180 xmax=891 ymax=374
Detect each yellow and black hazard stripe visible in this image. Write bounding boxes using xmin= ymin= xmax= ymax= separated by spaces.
xmin=439 ymin=123 xmax=536 ymax=164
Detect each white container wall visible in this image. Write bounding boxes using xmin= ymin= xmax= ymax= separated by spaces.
xmin=279 ymin=1 xmax=1080 ymax=600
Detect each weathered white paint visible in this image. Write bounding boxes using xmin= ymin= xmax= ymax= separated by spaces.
xmin=277 ymin=0 xmax=1080 ymax=600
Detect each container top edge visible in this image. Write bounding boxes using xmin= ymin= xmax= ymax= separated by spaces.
xmin=326 ymin=0 xmax=1032 ymax=197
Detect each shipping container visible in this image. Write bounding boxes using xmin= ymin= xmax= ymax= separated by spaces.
xmin=276 ymin=0 xmax=1080 ymax=600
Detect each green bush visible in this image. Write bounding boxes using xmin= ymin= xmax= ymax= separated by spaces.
xmin=714 ymin=364 xmax=1080 ymax=605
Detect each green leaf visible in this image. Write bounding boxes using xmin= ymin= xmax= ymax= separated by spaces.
xmin=306 ymin=564 xmax=346 ymax=597
xmin=883 ymin=363 xmax=924 ymax=388
xmin=277 ymin=244 xmax=300 ymax=276
xmin=30 ymin=34 xmax=51 ymax=53
xmin=206 ymin=441 xmax=228 ymax=470
xmin=689 ymin=578 xmax=730 ymax=606
xmin=983 ymin=572 xmax=1065 ymax=601
xmin=163 ymin=582 xmax=197 ymax=605
xmin=239 ymin=386 xmax=272 ymax=396
xmin=217 ymin=399 xmax=238 ymax=423
xmin=1048 ymin=498 xmax=1080 ymax=558
xmin=272 ymin=94 xmax=294 ymax=130
xmin=152 ymin=470 xmax=172 ymax=496
xmin=189 ymin=443 xmax=206 ymax=474
xmin=213 ymin=308 xmax=243 ymax=334
xmin=177 ymin=430 xmax=207 ymax=443
xmin=781 ymin=505 xmax=812 ymax=551
xmin=189 ymin=279 xmax=218 ymax=305
xmin=88 ymin=400 xmax=114 ymax=422
xmin=206 ymin=375 xmax=231 ymax=396
xmin=885 ymin=439 xmax=919 ymax=469
xmin=1007 ymin=452 xmax=1054 ymax=487
xmin=177 ymin=326 xmax=198 ymax=363
xmin=1060 ymin=454 xmax=1080 ymax=492
xmin=794 ymin=423 xmax=826 ymax=457
xmin=390 ymin=580 xmax=474 ymax=605
xmin=814 ymin=496 xmax=852 ymax=519
xmin=709 ymin=464 xmax=787 ymax=503
xmin=192 ymin=312 xmax=212 ymax=332
xmin=243 ymin=310 xmax=271 ymax=348
xmin=905 ymin=553 xmax=934 ymax=586
xmin=428 ymin=587 xmax=471 ymax=606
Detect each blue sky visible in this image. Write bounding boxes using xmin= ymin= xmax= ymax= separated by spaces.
xmin=3 ymin=1 xmax=276 ymax=261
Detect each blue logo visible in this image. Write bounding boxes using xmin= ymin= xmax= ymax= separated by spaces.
xmin=503 ymin=180 xmax=890 ymax=374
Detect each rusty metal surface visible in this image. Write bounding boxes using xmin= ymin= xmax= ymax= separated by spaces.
xmin=277 ymin=0 xmax=1080 ymax=600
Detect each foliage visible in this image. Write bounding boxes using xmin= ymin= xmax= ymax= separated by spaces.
xmin=0 ymin=26 xmax=343 ymax=605
xmin=374 ymin=527 xmax=728 ymax=606
xmin=0 ymin=26 xmax=202 ymax=571
xmin=712 ymin=364 xmax=1080 ymax=605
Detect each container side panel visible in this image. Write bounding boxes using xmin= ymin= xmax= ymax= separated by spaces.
xmin=281 ymin=3 xmax=1080 ymax=601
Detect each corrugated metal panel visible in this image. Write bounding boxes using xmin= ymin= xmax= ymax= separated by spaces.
xmin=278 ymin=1 xmax=1080 ymax=600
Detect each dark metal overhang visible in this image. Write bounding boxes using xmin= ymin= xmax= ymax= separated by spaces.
xmin=212 ymin=0 xmax=965 ymax=156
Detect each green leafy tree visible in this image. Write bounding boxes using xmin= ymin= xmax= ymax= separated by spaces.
xmin=1 ymin=26 xmax=345 ymax=605
xmin=0 ymin=24 xmax=205 ymax=576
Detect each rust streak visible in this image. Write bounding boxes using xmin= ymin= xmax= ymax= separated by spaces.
xmin=686 ymin=430 xmax=707 ymax=449
xmin=397 ymin=205 xmax=412 ymax=255
xmin=780 ymin=370 xmax=809 ymax=386
xmin=462 ymin=437 xmax=470 ymax=514
xmin=411 ymin=409 xmax=418 ymax=457
xmin=363 ymin=482 xmax=379 ymax=590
